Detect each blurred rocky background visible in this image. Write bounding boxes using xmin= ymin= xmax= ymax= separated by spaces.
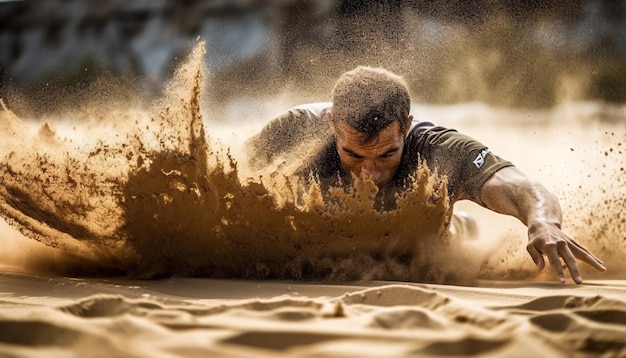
xmin=0 ymin=0 xmax=624 ymax=116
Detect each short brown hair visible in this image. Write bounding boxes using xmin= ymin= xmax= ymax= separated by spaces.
xmin=330 ymin=66 xmax=411 ymax=142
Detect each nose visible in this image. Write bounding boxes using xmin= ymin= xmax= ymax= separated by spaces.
xmin=360 ymin=160 xmax=380 ymax=180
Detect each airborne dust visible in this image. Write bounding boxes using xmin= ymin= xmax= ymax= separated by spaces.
xmin=0 ymin=42 xmax=625 ymax=284
xmin=0 ymin=43 xmax=459 ymax=282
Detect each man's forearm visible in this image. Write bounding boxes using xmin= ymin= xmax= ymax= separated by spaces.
xmin=480 ymin=166 xmax=562 ymax=227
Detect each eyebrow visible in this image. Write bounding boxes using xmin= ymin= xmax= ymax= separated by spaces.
xmin=341 ymin=146 xmax=400 ymax=157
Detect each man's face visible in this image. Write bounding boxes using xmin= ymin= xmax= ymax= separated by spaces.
xmin=334 ymin=117 xmax=411 ymax=188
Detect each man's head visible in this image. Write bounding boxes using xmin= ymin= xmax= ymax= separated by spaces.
xmin=328 ymin=66 xmax=413 ymax=188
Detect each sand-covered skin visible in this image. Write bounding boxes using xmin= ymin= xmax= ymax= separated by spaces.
xmin=1 ymin=271 xmax=626 ymax=357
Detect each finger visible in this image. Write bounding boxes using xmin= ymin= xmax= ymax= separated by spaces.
xmin=558 ymin=242 xmax=582 ymax=284
xmin=526 ymin=242 xmax=545 ymax=271
xmin=570 ymin=244 xmax=607 ymax=272
xmin=545 ymin=244 xmax=566 ymax=284
xmin=566 ymin=238 xmax=605 ymax=265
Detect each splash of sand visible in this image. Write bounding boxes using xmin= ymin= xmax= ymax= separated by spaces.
xmin=0 ymin=42 xmax=472 ymax=282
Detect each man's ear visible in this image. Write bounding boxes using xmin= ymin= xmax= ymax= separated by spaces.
xmin=404 ymin=115 xmax=414 ymax=135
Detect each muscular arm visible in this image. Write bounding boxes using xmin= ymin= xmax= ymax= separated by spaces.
xmin=480 ymin=166 xmax=606 ymax=284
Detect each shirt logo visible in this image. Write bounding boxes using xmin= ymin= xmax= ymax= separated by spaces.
xmin=473 ymin=148 xmax=491 ymax=168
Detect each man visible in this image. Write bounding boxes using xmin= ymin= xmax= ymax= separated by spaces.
xmin=247 ymin=66 xmax=606 ymax=284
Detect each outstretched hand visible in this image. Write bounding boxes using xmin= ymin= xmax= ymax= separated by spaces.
xmin=526 ymin=221 xmax=606 ymax=284
xmin=480 ymin=166 xmax=607 ymax=285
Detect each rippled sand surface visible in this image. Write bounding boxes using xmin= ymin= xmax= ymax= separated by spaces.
xmin=2 ymin=271 xmax=626 ymax=357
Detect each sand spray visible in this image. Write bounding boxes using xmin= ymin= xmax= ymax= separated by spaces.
xmin=1 ymin=42 xmax=625 ymax=283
